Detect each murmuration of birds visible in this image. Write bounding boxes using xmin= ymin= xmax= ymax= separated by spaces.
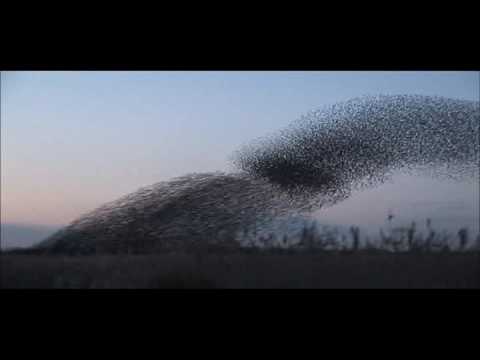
xmin=39 ymin=95 xmax=479 ymax=254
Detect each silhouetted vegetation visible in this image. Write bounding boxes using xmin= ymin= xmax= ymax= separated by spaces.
xmin=236 ymin=216 xmax=480 ymax=254
xmin=2 ymin=215 xmax=479 ymax=288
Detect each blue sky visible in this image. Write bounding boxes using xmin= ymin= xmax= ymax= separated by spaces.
xmin=1 ymin=71 xmax=478 ymax=233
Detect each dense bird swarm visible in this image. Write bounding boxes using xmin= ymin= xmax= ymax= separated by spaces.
xmin=38 ymin=173 xmax=317 ymax=254
xmin=39 ymin=95 xmax=479 ymax=254
xmin=234 ymin=95 xmax=479 ymax=195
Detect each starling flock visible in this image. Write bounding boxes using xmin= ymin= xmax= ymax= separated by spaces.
xmin=39 ymin=95 xmax=479 ymax=254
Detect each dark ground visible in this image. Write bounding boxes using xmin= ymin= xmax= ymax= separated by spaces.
xmin=1 ymin=251 xmax=479 ymax=288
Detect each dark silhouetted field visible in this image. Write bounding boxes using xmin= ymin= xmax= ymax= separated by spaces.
xmin=2 ymin=251 xmax=479 ymax=288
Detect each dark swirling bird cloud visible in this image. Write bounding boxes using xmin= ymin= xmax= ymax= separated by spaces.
xmin=39 ymin=95 xmax=479 ymax=253
xmin=233 ymin=95 xmax=479 ymax=204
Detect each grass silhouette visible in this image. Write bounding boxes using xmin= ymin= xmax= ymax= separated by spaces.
xmin=2 ymin=219 xmax=479 ymax=289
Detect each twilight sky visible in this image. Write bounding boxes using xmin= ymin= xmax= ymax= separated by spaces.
xmin=1 ymin=71 xmax=478 ymax=235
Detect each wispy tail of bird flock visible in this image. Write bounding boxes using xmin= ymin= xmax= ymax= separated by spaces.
xmin=39 ymin=95 xmax=480 ymax=254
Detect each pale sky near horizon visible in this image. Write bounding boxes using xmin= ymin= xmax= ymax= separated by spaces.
xmin=1 ymin=71 xmax=479 ymax=234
